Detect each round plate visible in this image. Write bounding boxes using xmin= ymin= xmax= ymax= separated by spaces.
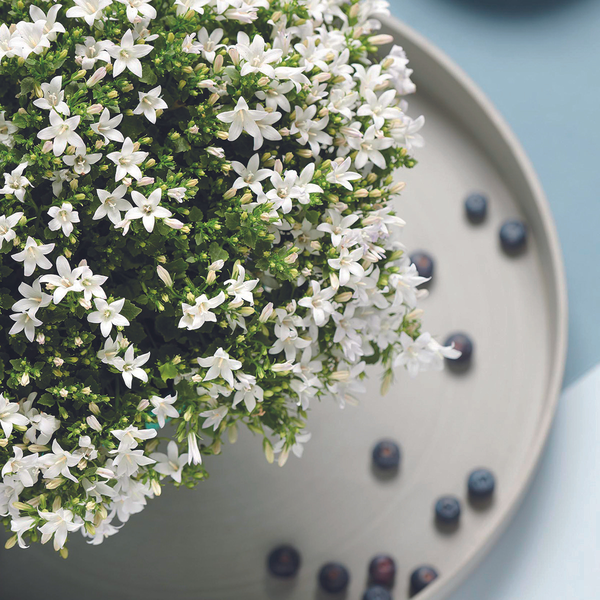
xmin=0 ymin=18 xmax=567 ymax=600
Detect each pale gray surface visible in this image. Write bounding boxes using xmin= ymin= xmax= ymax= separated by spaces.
xmin=0 ymin=22 xmax=566 ymax=600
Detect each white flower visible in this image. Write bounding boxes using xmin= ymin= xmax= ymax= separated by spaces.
xmin=97 ymin=334 xmax=125 ymax=365
xmin=110 ymin=446 xmax=155 ymax=478
xmin=317 ymin=210 xmax=360 ymax=248
xmin=0 ymin=25 xmax=19 ymax=63
xmin=67 ymin=0 xmax=114 ymax=27
xmin=21 ymin=395 xmax=60 ymax=446
xmin=12 ymin=236 xmax=55 ymax=277
xmin=33 ymin=76 xmax=69 ymax=116
xmin=269 ymin=328 xmax=311 ymax=362
xmin=112 ymin=345 xmax=151 ymax=388
xmin=217 ymin=97 xmax=269 ymax=147
xmin=149 ymin=394 xmax=179 ymax=428
xmin=298 ymin=280 xmax=336 ymax=326
xmin=37 ymin=111 xmax=84 ymax=157
xmin=199 ymin=405 xmax=228 ymax=431
xmin=174 ymin=0 xmax=211 ymax=15
xmin=63 ymin=151 xmax=102 ymax=175
xmin=133 ymin=85 xmax=168 ymax=124
xmin=38 ymin=508 xmax=82 ymax=551
xmin=151 ymin=441 xmax=188 ymax=483
xmin=255 ymin=80 xmax=295 ymax=112
xmin=237 ymin=32 xmax=283 ymax=78
xmin=195 ymin=27 xmax=224 ymax=62
xmin=187 ymin=432 xmax=202 ymax=465
xmin=41 ymin=440 xmax=80 ymax=483
xmin=76 ymin=37 xmax=112 ymax=70
xmin=291 ymin=218 xmax=324 ymax=254
xmin=198 ymin=348 xmax=242 ymax=386
xmin=0 ymin=394 xmax=29 ymax=439
xmin=178 ymin=291 xmax=226 ymax=330
xmin=39 ymin=255 xmax=85 ymax=304
xmin=326 ymin=158 xmax=361 ymax=191
xmin=0 ymin=111 xmax=18 ymax=147
xmin=0 ymin=212 xmax=23 ymax=248
xmin=357 ymin=89 xmax=402 ymax=129
xmin=13 ymin=22 xmax=50 ymax=58
xmin=393 ymin=331 xmax=436 ymax=378
xmin=116 ymin=0 xmax=157 ymax=22
xmin=10 ymin=515 xmax=36 ymax=548
xmin=107 ymin=30 xmax=153 ymax=78
xmin=125 ymin=189 xmax=172 ymax=232
xmin=231 ymin=154 xmax=272 ymax=194
xmin=232 ymin=373 xmax=264 ymax=412
xmin=291 ymin=163 xmax=323 ymax=205
xmin=12 ymin=278 xmax=52 ymax=314
xmin=111 ymin=425 xmax=157 ymax=450
xmin=290 ymin=105 xmax=332 ymax=157
xmin=87 ymin=298 xmax=129 ymax=337
xmin=1 ymin=163 xmax=31 ymax=202
xmin=328 ymin=247 xmax=365 ymax=286
xmin=349 ymin=125 xmax=394 ymax=169
xmin=224 ymin=265 xmax=258 ymax=305
xmin=29 ymin=4 xmax=65 ymax=42
xmin=46 ymin=202 xmax=81 ymax=237
xmin=78 ymin=264 xmax=108 ymax=301
xmin=107 ymin=137 xmax=148 ymax=181
xmin=91 ymin=108 xmax=124 ymax=144
xmin=390 ymin=114 xmax=425 ymax=152
xmin=93 ymin=185 xmax=132 ymax=224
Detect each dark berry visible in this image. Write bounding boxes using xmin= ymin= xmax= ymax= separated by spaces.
xmin=363 ymin=586 xmax=392 ymax=600
xmin=267 ymin=545 xmax=301 ymax=578
xmin=443 ymin=333 xmax=473 ymax=364
xmin=410 ymin=251 xmax=434 ymax=280
xmin=368 ymin=554 xmax=396 ymax=587
xmin=410 ymin=566 xmax=438 ymax=595
xmin=465 ymin=193 xmax=488 ymax=223
xmin=372 ymin=440 xmax=401 ymax=470
xmin=468 ymin=468 xmax=495 ymax=499
xmin=435 ymin=496 xmax=461 ymax=525
xmin=318 ymin=563 xmax=350 ymax=593
xmin=499 ymin=219 xmax=527 ymax=253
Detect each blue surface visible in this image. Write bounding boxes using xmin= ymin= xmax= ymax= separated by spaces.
xmin=393 ymin=0 xmax=600 ymax=386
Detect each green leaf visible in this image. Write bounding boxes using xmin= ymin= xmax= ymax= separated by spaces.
xmin=155 ymin=315 xmax=178 ymax=342
xmin=305 ymin=209 xmax=320 ymax=225
xmin=189 ymin=207 xmax=204 ymax=222
xmin=120 ymin=299 xmax=142 ymax=321
xmin=38 ymin=393 xmax=55 ymax=408
xmin=225 ymin=212 xmax=240 ymax=230
xmin=173 ymin=137 xmax=191 ymax=154
xmin=159 ymin=362 xmax=179 ymax=382
xmin=140 ymin=64 xmax=158 ymax=86
xmin=209 ymin=241 xmax=229 ymax=263
xmin=241 ymin=227 xmax=257 ymax=248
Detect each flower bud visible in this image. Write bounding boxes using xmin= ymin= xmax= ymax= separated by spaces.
xmin=156 ymin=265 xmax=173 ymax=287
xmin=259 ymin=302 xmax=274 ymax=323
xmin=86 ymin=415 xmax=102 ymax=432
xmin=368 ymin=34 xmax=394 ymax=46
xmin=86 ymin=67 xmax=107 ymax=87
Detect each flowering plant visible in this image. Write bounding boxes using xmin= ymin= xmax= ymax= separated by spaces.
xmin=0 ymin=0 xmax=457 ymax=553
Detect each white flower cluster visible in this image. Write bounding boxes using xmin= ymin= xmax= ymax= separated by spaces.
xmin=0 ymin=0 xmax=459 ymax=552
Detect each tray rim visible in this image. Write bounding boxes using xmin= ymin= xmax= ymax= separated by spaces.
xmin=384 ymin=16 xmax=569 ymax=600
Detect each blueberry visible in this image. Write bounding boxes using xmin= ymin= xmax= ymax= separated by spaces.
xmin=468 ymin=468 xmax=495 ymax=499
xmin=318 ymin=563 xmax=350 ymax=593
xmin=372 ymin=440 xmax=401 ymax=470
xmin=443 ymin=333 xmax=473 ymax=365
xmin=267 ymin=545 xmax=301 ymax=578
xmin=409 ymin=566 xmax=438 ymax=595
xmin=435 ymin=496 xmax=461 ymax=525
xmin=368 ymin=554 xmax=396 ymax=587
xmin=410 ymin=251 xmax=434 ymax=280
xmin=363 ymin=586 xmax=392 ymax=600
xmin=499 ymin=219 xmax=527 ymax=253
xmin=465 ymin=193 xmax=488 ymax=223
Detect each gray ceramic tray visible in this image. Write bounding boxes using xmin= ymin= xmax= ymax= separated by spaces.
xmin=0 ymin=18 xmax=567 ymax=600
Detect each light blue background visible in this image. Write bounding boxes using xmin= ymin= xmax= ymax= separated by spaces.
xmin=393 ymin=0 xmax=600 ymax=387
xmin=389 ymin=1 xmax=600 ymax=596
